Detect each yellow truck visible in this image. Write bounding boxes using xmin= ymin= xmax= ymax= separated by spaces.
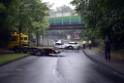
xmin=8 ymin=32 xmax=29 ymax=52
xmin=8 ymin=32 xmax=60 ymax=55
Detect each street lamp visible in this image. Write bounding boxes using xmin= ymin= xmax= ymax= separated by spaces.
xmin=60 ymin=6 xmax=65 ymax=25
xmin=53 ymin=10 xmax=56 ymax=25
xmin=69 ymin=9 xmax=73 ymax=24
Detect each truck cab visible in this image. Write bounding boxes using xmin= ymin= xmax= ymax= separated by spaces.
xmin=8 ymin=32 xmax=29 ymax=52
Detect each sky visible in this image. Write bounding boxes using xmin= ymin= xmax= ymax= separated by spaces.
xmin=42 ymin=0 xmax=75 ymax=9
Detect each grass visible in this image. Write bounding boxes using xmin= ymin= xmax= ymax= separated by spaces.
xmin=93 ymin=47 xmax=124 ymax=61
xmin=92 ymin=47 xmax=104 ymax=53
xmin=0 ymin=53 xmax=30 ymax=65
xmin=111 ymin=49 xmax=124 ymax=61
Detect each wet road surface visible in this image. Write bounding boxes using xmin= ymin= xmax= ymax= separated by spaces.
xmin=0 ymin=50 xmax=124 ymax=83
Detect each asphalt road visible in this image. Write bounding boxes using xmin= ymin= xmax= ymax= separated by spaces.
xmin=0 ymin=50 xmax=124 ymax=83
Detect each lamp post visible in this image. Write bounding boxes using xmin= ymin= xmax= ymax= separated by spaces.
xmin=62 ymin=10 xmax=64 ymax=24
xmin=69 ymin=11 xmax=72 ymax=24
xmin=59 ymin=5 xmax=66 ymax=25
xmin=53 ymin=11 xmax=56 ymax=25
xmin=60 ymin=6 xmax=65 ymax=25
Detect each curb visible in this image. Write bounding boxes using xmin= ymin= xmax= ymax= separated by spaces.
xmin=83 ymin=50 xmax=104 ymax=65
xmin=83 ymin=50 xmax=124 ymax=77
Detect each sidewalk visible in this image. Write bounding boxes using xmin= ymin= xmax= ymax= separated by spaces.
xmin=83 ymin=48 xmax=124 ymax=76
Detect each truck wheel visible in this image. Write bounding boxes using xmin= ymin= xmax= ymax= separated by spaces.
xmin=23 ymin=48 xmax=28 ymax=53
xmin=35 ymin=49 xmax=44 ymax=56
xmin=13 ymin=47 xmax=20 ymax=53
xmin=45 ymin=52 xmax=49 ymax=56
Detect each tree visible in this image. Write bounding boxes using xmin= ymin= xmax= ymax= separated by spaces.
xmin=0 ymin=0 xmax=49 ymax=47
xmin=71 ymin=0 xmax=124 ymax=49
xmin=0 ymin=0 xmax=16 ymax=47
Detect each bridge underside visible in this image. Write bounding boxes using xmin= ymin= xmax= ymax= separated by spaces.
xmin=48 ymin=24 xmax=85 ymax=30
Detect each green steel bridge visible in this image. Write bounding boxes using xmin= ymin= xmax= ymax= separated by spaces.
xmin=48 ymin=15 xmax=85 ymax=30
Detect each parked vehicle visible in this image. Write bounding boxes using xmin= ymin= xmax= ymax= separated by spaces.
xmin=8 ymin=32 xmax=29 ymax=52
xmin=54 ymin=39 xmax=66 ymax=49
xmin=65 ymin=42 xmax=80 ymax=50
xmin=54 ymin=42 xmax=66 ymax=49
xmin=7 ymin=32 xmax=60 ymax=55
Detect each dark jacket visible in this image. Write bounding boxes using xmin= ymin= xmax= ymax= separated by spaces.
xmin=105 ymin=39 xmax=111 ymax=50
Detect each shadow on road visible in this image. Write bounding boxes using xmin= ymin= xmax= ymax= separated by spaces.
xmin=32 ymin=54 xmax=65 ymax=58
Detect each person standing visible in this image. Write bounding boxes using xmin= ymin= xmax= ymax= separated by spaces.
xmin=104 ymin=37 xmax=111 ymax=61
xmin=88 ymin=40 xmax=92 ymax=49
xmin=82 ymin=40 xmax=86 ymax=49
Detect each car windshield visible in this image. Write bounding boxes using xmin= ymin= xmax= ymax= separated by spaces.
xmin=55 ymin=43 xmax=63 ymax=45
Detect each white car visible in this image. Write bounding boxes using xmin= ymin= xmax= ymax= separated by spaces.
xmin=65 ymin=42 xmax=80 ymax=49
xmin=54 ymin=42 xmax=66 ymax=49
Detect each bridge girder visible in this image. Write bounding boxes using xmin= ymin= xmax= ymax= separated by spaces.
xmin=48 ymin=24 xmax=86 ymax=30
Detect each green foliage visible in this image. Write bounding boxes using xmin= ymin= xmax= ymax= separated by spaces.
xmin=15 ymin=0 xmax=49 ymax=34
xmin=71 ymin=0 xmax=124 ymax=49
xmin=0 ymin=0 xmax=49 ymax=47
xmin=0 ymin=0 xmax=14 ymax=47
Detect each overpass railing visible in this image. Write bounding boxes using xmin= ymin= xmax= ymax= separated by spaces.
xmin=49 ymin=16 xmax=82 ymax=25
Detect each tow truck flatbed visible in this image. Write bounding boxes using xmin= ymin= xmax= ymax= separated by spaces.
xmin=19 ymin=46 xmax=60 ymax=56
